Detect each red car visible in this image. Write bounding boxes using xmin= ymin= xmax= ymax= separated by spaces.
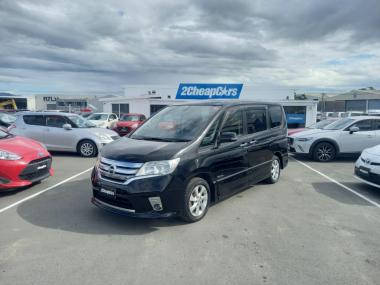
xmin=0 ymin=128 xmax=53 ymax=191
xmin=112 ymin=113 xmax=146 ymax=136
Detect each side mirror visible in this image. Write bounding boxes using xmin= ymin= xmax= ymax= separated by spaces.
xmin=63 ymin=123 xmax=72 ymax=130
xmin=220 ymin=132 xmax=238 ymax=143
xmin=349 ymin=126 xmax=359 ymax=134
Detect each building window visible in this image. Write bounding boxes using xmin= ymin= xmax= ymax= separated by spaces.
xmin=346 ymin=100 xmax=366 ymax=112
xmin=112 ymin=104 xmax=129 ymax=117
xmin=150 ymin=105 xmax=167 ymax=115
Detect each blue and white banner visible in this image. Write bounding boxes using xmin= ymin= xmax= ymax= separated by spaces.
xmin=286 ymin=113 xmax=305 ymax=124
xmin=176 ymin=83 xmax=243 ymax=100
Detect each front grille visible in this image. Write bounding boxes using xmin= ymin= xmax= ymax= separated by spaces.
xmin=117 ymin=126 xmax=131 ymax=133
xmin=98 ymin=157 xmax=143 ymax=184
xmin=19 ymin=157 xmax=52 ymax=182
xmin=360 ymin=157 xmax=380 ymax=166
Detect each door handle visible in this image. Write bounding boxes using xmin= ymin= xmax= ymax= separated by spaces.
xmin=240 ymin=142 xmax=248 ymax=147
xmin=249 ymin=140 xmax=257 ymax=144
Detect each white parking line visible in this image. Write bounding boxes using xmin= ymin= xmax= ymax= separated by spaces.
xmin=292 ymin=157 xmax=380 ymax=209
xmin=0 ymin=167 xmax=93 ymax=214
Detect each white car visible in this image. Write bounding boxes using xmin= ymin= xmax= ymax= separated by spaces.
xmin=354 ymin=145 xmax=380 ymax=188
xmin=87 ymin=113 xmax=118 ymax=128
xmin=288 ymin=116 xmax=380 ymax=162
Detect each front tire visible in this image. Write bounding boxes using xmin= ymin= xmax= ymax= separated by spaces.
xmin=313 ymin=142 xmax=336 ymax=162
xmin=180 ymin=177 xmax=210 ymax=223
xmin=78 ymin=140 xmax=98 ymax=157
xmin=265 ymin=155 xmax=281 ymax=184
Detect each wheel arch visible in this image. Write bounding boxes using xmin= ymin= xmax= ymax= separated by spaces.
xmin=186 ymin=170 xmax=216 ymax=203
xmin=310 ymin=138 xmax=340 ymax=155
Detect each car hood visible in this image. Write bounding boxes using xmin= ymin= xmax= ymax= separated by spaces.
xmin=101 ymin=137 xmax=189 ymax=162
xmin=290 ymin=128 xmax=334 ymax=138
xmin=85 ymin=128 xmax=118 ymax=137
xmin=0 ymin=135 xmax=49 ymax=156
xmin=88 ymin=120 xmax=106 ymax=125
xmin=364 ymin=145 xmax=380 ymax=157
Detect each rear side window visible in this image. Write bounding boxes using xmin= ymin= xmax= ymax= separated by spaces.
xmin=269 ymin=106 xmax=283 ymax=128
xmin=221 ymin=109 xmax=244 ymax=137
xmin=246 ymin=108 xmax=267 ymax=134
xmin=23 ymin=115 xmax=45 ymax=126
xmin=373 ymin=120 xmax=380 ymax=130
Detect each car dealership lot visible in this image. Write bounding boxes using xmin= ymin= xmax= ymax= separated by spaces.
xmin=1 ymin=154 xmax=380 ymax=285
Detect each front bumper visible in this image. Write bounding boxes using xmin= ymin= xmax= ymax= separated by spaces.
xmin=91 ymin=167 xmax=184 ymax=218
xmin=288 ymin=137 xmax=312 ymax=154
xmin=354 ymin=157 xmax=380 ymax=188
xmin=0 ymin=157 xmax=53 ymax=190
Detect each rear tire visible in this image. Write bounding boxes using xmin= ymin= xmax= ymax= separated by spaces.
xmin=180 ymin=177 xmax=210 ymax=223
xmin=78 ymin=140 xmax=98 ymax=157
xmin=313 ymin=142 xmax=336 ymax=162
xmin=265 ymin=155 xmax=281 ymax=184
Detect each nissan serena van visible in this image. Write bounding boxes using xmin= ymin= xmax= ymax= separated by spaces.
xmin=91 ymin=101 xmax=288 ymax=222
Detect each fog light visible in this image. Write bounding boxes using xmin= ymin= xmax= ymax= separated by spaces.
xmin=0 ymin=177 xmax=10 ymax=184
xmin=148 ymin=197 xmax=163 ymax=211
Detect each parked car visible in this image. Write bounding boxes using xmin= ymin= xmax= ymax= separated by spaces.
xmin=87 ymin=113 xmax=118 ymax=128
xmin=287 ymin=118 xmax=338 ymax=136
xmin=289 ymin=116 xmax=380 ymax=162
xmin=0 ymin=128 xmax=53 ymax=191
xmin=342 ymin=111 xmax=365 ymax=117
xmin=354 ymin=145 xmax=380 ymax=188
xmin=112 ymin=113 xmax=146 ymax=136
xmin=91 ymin=101 xmax=289 ymax=222
xmin=0 ymin=112 xmax=17 ymax=128
xmin=10 ymin=112 xmax=119 ymax=157
xmin=80 ymin=112 xmax=93 ymax=118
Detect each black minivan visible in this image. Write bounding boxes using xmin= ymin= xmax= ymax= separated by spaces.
xmin=91 ymin=101 xmax=288 ymax=222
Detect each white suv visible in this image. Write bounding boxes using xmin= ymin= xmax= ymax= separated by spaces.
xmin=288 ymin=116 xmax=380 ymax=162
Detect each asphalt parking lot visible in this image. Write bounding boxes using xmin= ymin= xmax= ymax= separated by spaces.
xmin=1 ymin=154 xmax=380 ymax=285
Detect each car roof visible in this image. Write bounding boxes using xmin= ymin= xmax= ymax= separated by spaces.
xmin=17 ymin=111 xmax=75 ymax=116
xmin=173 ymin=100 xmax=282 ymax=108
xmin=348 ymin=116 xmax=380 ymax=120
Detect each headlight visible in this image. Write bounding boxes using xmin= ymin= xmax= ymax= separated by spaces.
xmin=296 ymin=137 xmax=314 ymax=142
xmin=136 ymin=158 xmax=180 ymax=177
xmin=95 ymin=133 xmax=111 ymax=141
xmin=0 ymin=150 xmax=22 ymax=160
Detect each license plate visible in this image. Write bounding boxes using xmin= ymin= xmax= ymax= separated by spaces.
xmin=359 ymin=168 xmax=370 ymax=175
xmin=100 ymin=188 xmax=116 ymax=197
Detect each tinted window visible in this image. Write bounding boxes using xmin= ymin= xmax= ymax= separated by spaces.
xmin=374 ymin=120 xmax=380 ymax=130
xmin=46 ymin=115 xmax=67 ymax=128
xmin=221 ymin=109 xmax=244 ymax=137
xmin=23 ymin=115 xmax=45 ymax=126
xmin=269 ymin=106 xmax=283 ymax=128
xmin=246 ymin=109 xmax=267 ymax=134
xmin=350 ymin=120 xmax=373 ymax=131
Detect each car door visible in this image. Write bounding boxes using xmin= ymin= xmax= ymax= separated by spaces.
xmin=18 ymin=115 xmax=47 ymax=143
xmin=207 ymin=107 xmax=251 ymax=199
xmin=44 ymin=115 xmax=76 ymax=151
xmin=338 ymin=119 xmax=377 ymax=153
xmin=244 ymin=106 xmax=273 ymax=184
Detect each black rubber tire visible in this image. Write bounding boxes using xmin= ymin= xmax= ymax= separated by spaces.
xmin=180 ymin=177 xmax=210 ymax=223
xmin=78 ymin=140 xmax=98 ymax=157
xmin=312 ymin=142 xmax=336 ymax=162
xmin=265 ymin=155 xmax=281 ymax=184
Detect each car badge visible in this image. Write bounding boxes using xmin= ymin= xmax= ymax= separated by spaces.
xmin=38 ymin=152 xmax=44 ymax=157
xmin=109 ymin=164 xmax=117 ymax=174
xmin=366 ymin=159 xmax=371 ymax=164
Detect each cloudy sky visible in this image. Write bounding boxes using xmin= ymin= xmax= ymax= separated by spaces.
xmin=0 ymin=0 xmax=379 ymax=98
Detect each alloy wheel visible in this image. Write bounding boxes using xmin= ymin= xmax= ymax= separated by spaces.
xmin=271 ymin=159 xmax=280 ymax=181
xmin=81 ymin=142 xmax=94 ymax=156
xmin=316 ymin=145 xmax=333 ymax=161
xmin=188 ymin=185 xmax=208 ymax=217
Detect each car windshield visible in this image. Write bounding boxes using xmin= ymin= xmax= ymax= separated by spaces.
xmin=0 ymin=128 xmax=10 ymax=139
xmin=0 ymin=113 xmax=17 ymax=124
xmin=68 ymin=115 xmax=96 ymax=128
xmin=88 ymin=114 xmax=108 ymax=120
xmin=323 ymin=118 xmax=355 ymax=130
xmin=121 ymin=115 xmax=140 ymax=122
xmin=131 ymin=105 xmax=221 ymax=142
xmin=309 ymin=119 xmax=336 ymax=129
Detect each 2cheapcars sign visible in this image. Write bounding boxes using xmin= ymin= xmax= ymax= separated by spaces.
xmin=176 ymin=83 xmax=243 ymax=100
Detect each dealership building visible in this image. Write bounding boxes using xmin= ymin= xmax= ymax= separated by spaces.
xmin=100 ymin=84 xmax=318 ymax=128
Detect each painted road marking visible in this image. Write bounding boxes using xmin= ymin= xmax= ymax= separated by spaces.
xmin=292 ymin=157 xmax=380 ymax=209
xmin=0 ymin=167 xmax=93 ymax=214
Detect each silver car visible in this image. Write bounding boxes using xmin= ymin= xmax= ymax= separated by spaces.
xmin=10 ymin=112 xmax=119 ymax=157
